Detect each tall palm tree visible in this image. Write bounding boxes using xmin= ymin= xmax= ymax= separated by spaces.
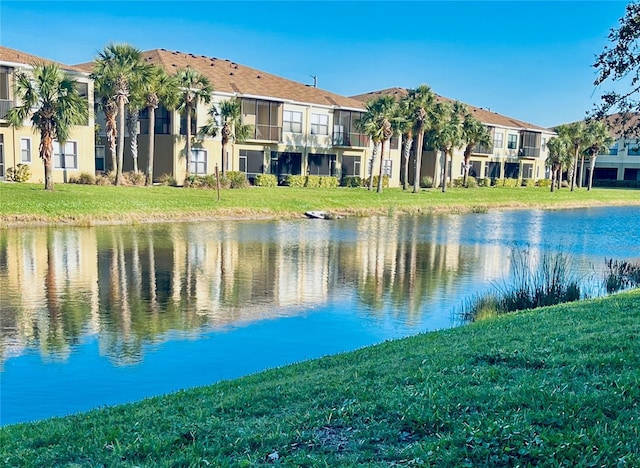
xmin=200 ymin=97 xmax=252 ymax=175
xmin=6 ymin=63 xmax=88 ymax=190
xmin=461 ymin=112 xmax=492 ymax=187
xmin=427 ymin=101 xmax=467 ymax=193
xmin=140 ymin=67 xmax=180 ymax=185
xmin=584 ymin=120 xmax=614 ymax=191
xmin=92 ymin=43 xmax=149 ymax=185
xmin=400 ymin=85 xmax=437 ymax=193
xmin=356 ymin=95 xmax=398 ymax=193
xmin=556 ymin=122 xmax=587 ymax=191
xmin=546 ymin=136 xmax=569 ymax=193
xmin=176 ymin=67 xmax=212 ymax=181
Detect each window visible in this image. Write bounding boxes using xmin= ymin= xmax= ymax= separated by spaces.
xmin=74 ymin=82 xmax=89 ymax=126
xmin=95 ymin=146 xmax=105 ymax=172
xmin=20 ymin=138 xmax=31 ymax=163
xmin=190 ymin=149 xmax=207 ymax=175
xmin=333 ymin=110 xmax=368 ymax=147
xmin=507 ymin=134 xmax=518 ymax=150
xmin=522 ymin=163 xmax=533 ymax=179
xmin=382 ymin=159 xmax=392 ymax=177
xmin=308 ymin=153 xmax=336 ymax=176
xmin=0 ymin=66 xmax=14 ymax=120
xmin=53 ymin=141 xmax=78 ymax=169
xmin=283 ymin=110 xmax=303 ymax=133
xmin=341 ymin=155 xmax=361 ymax=179
xmin=609 ymin=143 xmax=618 ymax=156
xmin=140 ymin=106 xmax=171 ymax=134
xmin=242 ymin=98 xmax=282 ymax=141
xmin=628 ymin=145 xmax=640 ymax=156
xmin=390 ymin=136 xmax=399 ymax=150
xmin=270 ymin=151 xmax=301 ymax=179
xmin=239 ymin=149 xmax=264 ymax=178
xmin=541 ymin=137 xmax=547 ymax=152
xmin=310 ymin=113 xmax=329 ymax=135
xmin=493 ymin=131 xmax=504 ymax=150
xmin=179 ymin=108 xmax=197 ymax=136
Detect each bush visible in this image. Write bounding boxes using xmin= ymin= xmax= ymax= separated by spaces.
xmin=254 ymin=174 xmax=277 ymax=187
xmin=466 ymin=177 xmax=478 ymax=188
xmin=500 ymin=178 xmax=519 ymax=188
xmin=319 ymin=176 xmax=338 ymax=188
xmin=452 ymin=177 xmax=465 ymax=188
xmin=305 ymin=175 xmax=321 ymax=188
xmin=6 ymin=164 xmax=31 ymax=182
xmin=522 ymin=178 xmax=536 ymax=188
xmin=366 ymin=175 xmax=389 ymax=189
xmin=157 ymin=173 xmax=177 ymax=187
xmin=421 ymin=176 xmax=434 ymax=188
xmin=123 ymin=171 xmax=146 ymax=186
xmin=478 ymin=177 xmax=492 ymax=187
xmin=69 ymin=172 xmax=96 ymax=185
xmin=96 ymin=171 xmax=116 ymax=186
xmin=342 ymin=176 xmax=363 ymax=188
xmin=284 ymin=175 xmax=305 ymax=187
xmin=226 ymin=171 xmax=249 ymax=189
xmin=537 ymin=178 xmax=552 ymax=188
xmin=593 ymin=179 xmax=640 ymax=189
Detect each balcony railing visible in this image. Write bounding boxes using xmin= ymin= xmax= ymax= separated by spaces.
xmin=473 ymin=143 xmax=491 ymax=155
xmin=0 ymin=99 xmax=14 ymax=120
xmin=333 ymin=132 xmax=369 ymax=148
xmin=518 ymin=146 xmax=540 ymax=158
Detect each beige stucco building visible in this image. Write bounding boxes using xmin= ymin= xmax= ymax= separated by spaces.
xmin=0 ymin=46 xmax=95 ymax=184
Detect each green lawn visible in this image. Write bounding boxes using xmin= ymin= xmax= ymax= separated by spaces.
xmin=1 ymin=290 xmax=638 ymax=466
xmin=1 ymin=182 xmax=639 ymax=226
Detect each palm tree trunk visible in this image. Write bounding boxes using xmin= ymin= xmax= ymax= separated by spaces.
xmin=402 ymin=135 xmax=413 ymax=191
xmin=185 ymin=105 xmax=192 ymax=181
xmin=570 ymin=149 xmax=578 ymax=191
xmin=146 ymin=106 xmax=156 ymax=186
xmin=413 ymin=131 xmax=423 ymax=193
xmin=127 ymin=109 xmax=140 ymax=173
xmin=116 ymin=98 xmax=126 ymax=186
xmin=221 ymin=140 xmax=228 ymax=176
xmin=41 ymin=130 xmax=54 ymax=191
xmin=588 ymin=155 xmax=597 ymax=191
xmin=368 ymin=143 xmax=378 ymax=191
xmin=550 ymin=165 xmax=556 ymax=193
xmin=441 ymin=149 xmax=449 ymax=193
xmin=377 ymin=140 xmax=386 ymax=193
xmin=578 ymin=154 xmax=585 ymax=188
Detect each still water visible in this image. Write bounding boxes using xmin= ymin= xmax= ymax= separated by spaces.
xmin=1 ymin=207 xmax=639 ymax=426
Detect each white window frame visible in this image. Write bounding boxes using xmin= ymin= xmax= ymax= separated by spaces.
xmin=95 ymin=145 xmax=105 ymax=172
xmin=20 ymin=138 xmax=31 ymax=163
xmin=190 ymin=148 xmax=207 ymax=175
xmin=493 ymin=131 xmax=504 ymax=150
xmin=382 ymin=159 xmax=392 ymax=177
xmin=310 ymin=113 xmax=329 ymax=135
xmin=507 ymin=134 xmax=518 ymax=150
xmin=53 ymin=141 xmax=78 ymax=169
xmin=283 ymin=110 xmax=303 ymax=133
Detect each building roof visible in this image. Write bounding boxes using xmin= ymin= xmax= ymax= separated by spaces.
xmin=351 ymin=87 xmax=553 ymax=133
xmin=0 ymin=46 xmax=87 ymax=74
xmin=77 ymin=49 xmax=366 ymax=110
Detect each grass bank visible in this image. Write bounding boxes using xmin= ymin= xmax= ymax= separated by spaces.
xmin=1 ymin=183 xmax=639 ymax=227
xmin=1 ymin=290 xmax=638 ymax=466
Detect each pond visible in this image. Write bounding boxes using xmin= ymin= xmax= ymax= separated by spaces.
xmin=1 ymin=206 xmax=639 ymax=426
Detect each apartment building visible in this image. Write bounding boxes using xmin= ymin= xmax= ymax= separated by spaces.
xmin=590 ymin=114 xmax=640 ymax=183
xmin=79 ymin=49 xmax=403 ymax=187
xmin=352 ymin=88 xmax=556 ymax=187
xmin=0 ymin=46 xmax=95 ymax=183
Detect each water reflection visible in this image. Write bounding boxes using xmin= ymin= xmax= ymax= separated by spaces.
xmin=1 ymin=207 xmax=639 ymax=424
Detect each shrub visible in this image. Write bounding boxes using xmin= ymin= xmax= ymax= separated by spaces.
xmin=254 ymin=174 xmax=277 ymax=187
xmin=284 ymin=175 xmax=305 ymax=187
xmin=69 ymin=172 xmax=96 ymax=185
xmin=452 ymin=177 xmax=465 ymax=188
xmin=366 ymin=175 xmax=389 ymax=189
xmin=466 ymin=177 xmax=478 ymax=188
xmin=478 ymin=177 xmax=492 ymax=187
xmin=522 ymin=178 xmax=536 ymax=188
xmin=157 ymin=173 xmax=177 ymax=186
xmin=123 ymin=171 xmax=146 ymax=186
xmin=305 ymin=175 xmax=321 ymax=188
xmin=226 ymin=171 xmax=249 ymax=189
xmin=594 ymin=179 xmax=640 ymax=189
xmin=604 ymin=258 xmax=640 ymax=293
xmin=6 ymin=164 xmax=32 ymax=182
xmin=319 ymin=176 xmax=338 ymax=188
xmin=421 ymin=176 xmax=434 ymax=188
xmin=342 ymin=176 xmax=363 ymax=188
xmin=537 ymin=178 xmax=552 ymax=188
xmin=500 ymin=178 xmax=519 ymax=188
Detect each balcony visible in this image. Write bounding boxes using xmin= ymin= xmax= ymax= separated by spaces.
xmin=332 ymin=132 xmax=369 ymax=148
xmin=0 ymin=99 xmax=14 ymax=120
xmin=518 ymin=146 xmax=540 ymax=158
xmin=473 ymin=143 xmax=492 ymax=155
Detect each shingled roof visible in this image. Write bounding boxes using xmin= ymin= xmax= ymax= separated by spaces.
xmin=0 ymin=46 xmax=87 ymax=74
xmin=77 ymin=49 xmax=366 ymax=110
xmin=352 ymin=87 xmax=553 ymax=133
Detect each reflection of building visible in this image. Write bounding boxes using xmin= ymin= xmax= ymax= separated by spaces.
xmin=352 ymin=88 xmax=556 ymax=187
xmin=0 ymin=46 xmax=95 ymax=183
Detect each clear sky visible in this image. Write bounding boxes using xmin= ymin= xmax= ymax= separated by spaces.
xmin=0 ymin=1 xmax=629 ymax=128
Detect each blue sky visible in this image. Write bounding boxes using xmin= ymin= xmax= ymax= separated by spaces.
xmin=0 ymin=1 xmax=628 ymax=127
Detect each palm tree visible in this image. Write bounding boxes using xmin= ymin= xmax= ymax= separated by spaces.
xmin=556 ymin=122 xmax=587 ymax=191
xmin=6 ymin=63 xmax=88 ymax=190
xmin=461 ymin=112 xmax=492 ymax=187
xmin=546 ymin=136 xmax=569 ymax=193
xmin=584 ymin=120 xmax=614 ymax=191
xmin=428 ymin=101 xmax=467 ymax=193
xmin=400 ymin=85 xmax=437 ymax=193
xmin=200 ymin=97 xmax=252 ymax=175
xmin=92 ymin=43 xmax=149 ymax=185
xmin=140 ymin=67 xmax=180 ymax=185
xmin=356 ymin=95 xmax=398 ymax=193
xmin=176 ymin=67 xmax=212 ymax=181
